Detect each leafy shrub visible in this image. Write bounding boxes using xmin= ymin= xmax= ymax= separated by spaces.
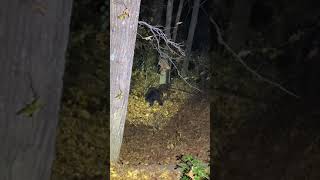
xmin=127 ymin=70 xmax=191 ymax=129
xmin=176 ymin=155 xmax=210 ymax=180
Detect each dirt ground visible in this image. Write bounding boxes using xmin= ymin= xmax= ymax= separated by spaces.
xmin=111 ymin=92 xmax=320 ymax=180
xmin=113 ymin=95 xmax=210 ymax=179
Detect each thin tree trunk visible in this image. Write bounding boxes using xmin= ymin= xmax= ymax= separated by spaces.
xmin=172 ymin=0 xmax=185 ymax=41
xmin=150 ymin=0 xmax=166 ymax=25
xmin=161 ymin=0 xmax=174 ymax=84
xmin=0 ymin=1 xmax=73 ymax=179
xmin=165 ymin=0 xmax=174 ymax=38
xmin=182 ymin=0 xmax=201 ymax=76
xmin=110 ymin=0 xmax=141 ymax=162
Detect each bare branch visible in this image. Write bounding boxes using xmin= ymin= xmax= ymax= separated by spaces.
xmin=137 ymin=21 xmax=203 ymax=92
xmin=200 ymin=7 xmax=300 ymax=98
xmin=138 ymin=21 xmax=185 ymax=57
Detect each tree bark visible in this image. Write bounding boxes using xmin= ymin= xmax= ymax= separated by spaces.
xmin=0 ymin=1 xmax=73 ymax=180
xmin=165 ymin=0 xmax=174 ymax=38
xmin=172 ymin=0 xmax=185 ymax=41
xmin=182 ymin=0 xmax=201 ymax=76
xmin=228 ymin=0 xmax=254 ymax=51
xmin=110 ymin=0 xmax=141 ymax=162
xmin=161 ymin=0 xmax=175 ymax=84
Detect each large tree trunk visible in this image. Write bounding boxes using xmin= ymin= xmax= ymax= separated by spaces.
xmin=182 ymin=0 xmax=201 ymax=76
xmin=110 ymin=0 xmax=141 ymax=162
xmin=172 ymin=0 xmax=185 ymax=41
xmin=0 ymin=1 xmax=73 ymax=180
xmin=228 ymin=0 xmax=254 ymax=51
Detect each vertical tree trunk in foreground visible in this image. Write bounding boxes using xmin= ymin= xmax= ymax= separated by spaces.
xmin=110 ymin=0 xmax=141 ymax=162
xmin=0 ymin=1 xmax=73 ymax=180
xmin=182 ymin=0 xmax=200 ymax=76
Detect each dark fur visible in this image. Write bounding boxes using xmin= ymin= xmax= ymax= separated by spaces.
xmin=145 ymin=87 xmax=163 ymax=106
xmin=145 ymin=84 xmax=200 ymax=106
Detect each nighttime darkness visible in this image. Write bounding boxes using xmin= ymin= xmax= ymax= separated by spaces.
xmin=111 ymin=0 xmax=320 ymax=179
xmin=1 ymin=0 xmax=320 ymax=180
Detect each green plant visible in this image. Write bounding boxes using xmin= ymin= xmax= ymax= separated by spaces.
xmin=176 ymin=155 xmax=210 ymax=180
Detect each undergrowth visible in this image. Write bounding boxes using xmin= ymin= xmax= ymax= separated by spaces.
xmin=127 ymin=69 xmax=192 ymax=129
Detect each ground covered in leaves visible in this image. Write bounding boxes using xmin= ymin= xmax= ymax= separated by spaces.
xmin=111 ymin=94 xmax=210 ymax=179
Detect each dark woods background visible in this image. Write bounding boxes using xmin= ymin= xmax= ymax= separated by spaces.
xmin=203 ymin=0 xmax=320 ymax=180
xmin=140 ymin=0 xmax=320 ymax=179
xmin=51 ymin=0 xmax=108 ymax=179
xmin=54 ymin=0 xmax=319 ymax=179
xmin=128 ymin=0 xmax=320 ymax=179
xmin=101 ymin=0 xmax=320 ymax=178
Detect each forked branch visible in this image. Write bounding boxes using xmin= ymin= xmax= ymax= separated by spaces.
xmin=137 ymin=21 xmax=202 ymax=92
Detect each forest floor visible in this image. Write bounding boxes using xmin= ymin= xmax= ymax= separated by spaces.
xmin=111 ymin=95 xmax=210 ymax=179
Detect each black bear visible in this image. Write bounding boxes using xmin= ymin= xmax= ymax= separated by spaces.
xmin=145 ymin=87 xmax=163 ymax=106
xmin=145 ymin=84 xmax=171 ymax=106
